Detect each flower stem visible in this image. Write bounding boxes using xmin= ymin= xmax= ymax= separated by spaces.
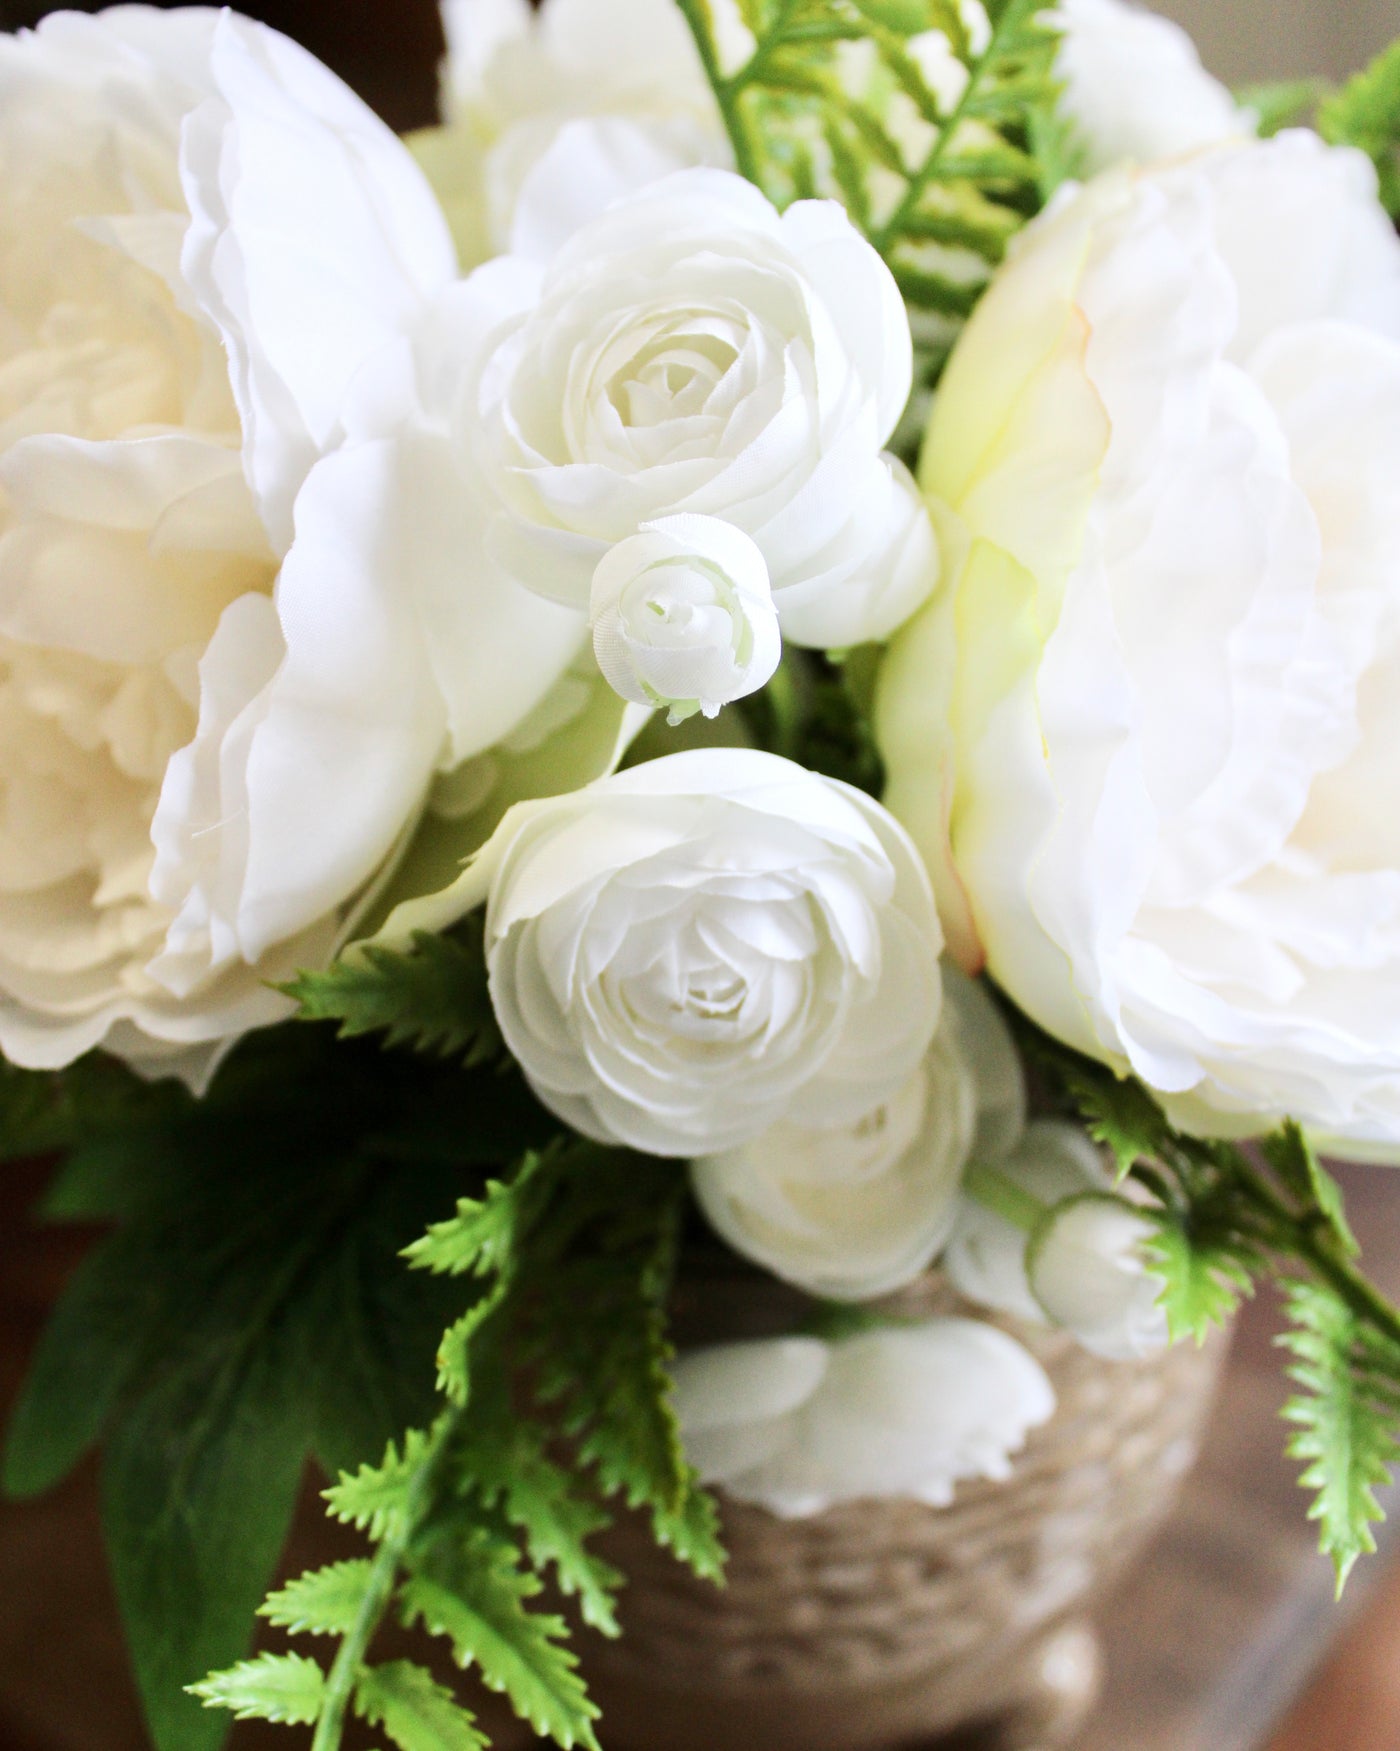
xmin=309 ymin=1409 xmax=463 ymax=1751
xmin=672 ymin=0 xmax=764 ymax=185
xmin=962 ymin=1163 xmax=1046 ymax=1235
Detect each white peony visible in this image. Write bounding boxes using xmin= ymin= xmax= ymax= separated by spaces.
xmin=375 ymin=748 xmax=944 ymax=1157
xmin=422 ymin=0 xmax=731 ymax=268
xmin=1026 ymin=1194 xmax=1170 ymax=1362
xmin=450 ymin=167 xmax=940 ymax=652
xmin=1051 ymin=0 xmax=1250 ymax=173
xmin=590 ymin=514 xmax=780 ymax=723
xmin=0 ymin=6 xmax=579 ymax=1078
xmin=691 ymin=966 xmax=1017 ymax=1302
xmin=672 ymin=1322 xmax=1056 ymax=1517
xmin=878 ymin=132 xmax=1400 ymax=1152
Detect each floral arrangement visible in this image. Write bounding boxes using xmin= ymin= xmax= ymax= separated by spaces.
xmin=3 ymin=0 xmax=1400 ymax=1747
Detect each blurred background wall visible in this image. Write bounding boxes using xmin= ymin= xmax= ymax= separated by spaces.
xmin=0 ymin=0 xmax=1394 ymax=129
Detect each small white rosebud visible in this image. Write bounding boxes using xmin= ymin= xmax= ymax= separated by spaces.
xmin=1027 ymin=1193 xmax=1171 ymax=1362
xmin=590 ymin=515 xmax=781 ymax=723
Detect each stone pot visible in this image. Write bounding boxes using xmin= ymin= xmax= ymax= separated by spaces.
xmin=580 ymin=1269 xmax=1227 ymax=1751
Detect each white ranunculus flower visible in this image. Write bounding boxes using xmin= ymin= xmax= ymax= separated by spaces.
xmin=690 ymin=965 xmax=1017 ymax=1302
xmin=375 ymin=748 xmax=943 ymax=1157
xmin=672 ymin=1321 xmax=1056 ymax=1517
xmin=877 ymin=132 xmax=1400 ymax=1152
xmin=590 ymin=515 xmax=780 ymax=723
xmin=0 ymin=6 xmax=579 ymax=1078
xmin=450 ymin=167 xmax=940 ymax=652
xmin=418 ymin=0 xmax=730 ymax=268
xmin=943 ymin=1122 xmax=1110 ymax=1328
xmin=1051 ymin=0 xmax=1250 ymax=173
xmin=1027 ymin=1194 xmax=1170 ymax=1362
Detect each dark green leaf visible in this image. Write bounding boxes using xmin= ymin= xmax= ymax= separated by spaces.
xmin=284 ymin=926 xmax=500 ymax=1065
xmin=1262 ymin=1122 xmax=1360 ymax=1259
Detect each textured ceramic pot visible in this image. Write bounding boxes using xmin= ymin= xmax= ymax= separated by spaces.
xmin=581 ymin=1270 xmax=1227 ymax=1751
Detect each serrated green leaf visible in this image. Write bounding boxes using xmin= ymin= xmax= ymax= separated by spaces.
xmin=324 ymin=1428 xmax=438 ymax=1541
xmin=1279 ymin=1280 xmax=1400 ymax=1591
xmin=1019 ymin=1031 xmax=1174 ymax=1181
xmin=1143 ymin=1207 xmax=1259 ymax=1346
xmin=188 ymin=1651 xmax=326 ymax=1725
xmin=1320 ymin=38 xmax=1400 ymax=216
xmin=399 ymin=1530 xmax=602 ymax=1751
xmin=259 ymin=1559 xmax=375 ymax=1635
xmin=284 ymin=926 xmax=500 ymax=1064
xmin=405 ymin=1147 xmax=560 ymax=1279
xmin=356 ymin=1661 xmax=488 ymax=1751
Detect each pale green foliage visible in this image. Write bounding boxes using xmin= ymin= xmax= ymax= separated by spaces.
xmin=260 ymin=1562 xmax=377 ymax=1637
xmin=675 ymin=0 xmax=1066 ymax=374
xmin=1237 ymin=77 xmax=1325 ymax=136
xmin=1143 ymin=1204 xmax=1260 ymax=1346
xmin=400 ymin=1530 xmax=601 ymax=1750
xmin=283 ymin=925 xmax=500 ymax=1065
xmin=324 ymin=1429 xmax=442 ymax=1541
xmin=1280 ymin=1281 xmax=1400 ymax=1591
xmin=190 ymin=1653 xmax=327 ymax=1725
xmin=355 ymin=1662 xmax=488 ymax=1751
xmin=1320 ymin=38 xmax=1400 ymax=216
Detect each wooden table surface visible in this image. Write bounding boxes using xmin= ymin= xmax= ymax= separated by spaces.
xmin=5 ymin=1155 xmax=1400 ymax=1751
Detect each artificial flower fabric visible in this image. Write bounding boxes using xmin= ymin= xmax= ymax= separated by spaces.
xmin=690 ymin=965 xmax=1016 ymax=1301
xmin=422 ymin=0 xmax=730 ymax=267
xmin=0 ymin=5 xmax=579 ymax=1079
xmin=672 ymin=1322 xmax=1057 ymax=1516
xmin=589 ymin=514 xmax=781 ymax=722
xmin=878 ymin=131 xmax=1400 ymax=1153
xmin=449 ymin=166 xmax=941 ymax=651
xmin=381 ymin=748 xmax=944 ymax=1157
xmin=1027 ymin=1195 xmax=1171 ymax=1362
xmin=1051 ymin=0 xmax=1250 ymax=173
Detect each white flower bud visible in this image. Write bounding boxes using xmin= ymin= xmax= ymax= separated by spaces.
xmin=672 ymin=1320 xmax=1056 ymax=1517
xmin=1026 ymin=1193 xmax=1170 ymax=1362
xmin=590 ymin=515 xmax=781 ymax=722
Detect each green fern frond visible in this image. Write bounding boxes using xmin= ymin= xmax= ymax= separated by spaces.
xmin=283 ymin=926 xmax=500 ymax=1065
xmin=189 ymin=1652 xmax=327 ymax=1725
xmin=323 ymin=1428 xmax=440 ymax=1540
xmin=399 ymin=1530 xmax=601 ymax=1751
xmin=676 ymin=0 xmax=1066 ymax=374
xmin=1320 ymin=38 xmax=1400 ymax=216
xmin=1143 ymin=1203 xmax=1261 ymax=1346
xmin=259 ymin=1561 xmax=376 ymax=1636
xmin=355 ymin=1661 xmax=488 ymax=1751
xmin=1280 ymin=1279 xmax=1400 ymax=1590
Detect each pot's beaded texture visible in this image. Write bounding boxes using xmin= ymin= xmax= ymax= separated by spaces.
xmin=584 ymin=1276 xmax=1225 ymax=1751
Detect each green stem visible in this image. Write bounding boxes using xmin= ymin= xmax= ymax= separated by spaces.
xmin=1228 ymin=1153 xmax=1400 ymax=1351
xmin=673 ymin=0 xmax=763 ymax=184
xmin=962 ymin=1163 xmax=1046 ymax=1236
xmin=309 ymin=1408 xmax=464 ymax=1751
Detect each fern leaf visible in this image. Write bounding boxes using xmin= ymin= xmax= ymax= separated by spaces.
xmin=188 ymin=1651 xmax=326 ymax=1725
xmin=355 ymin=1661 xmax=488 ymax=1751
xmin=463 ymin=1407 xmax=623 ymax=1636
xmin=399 ymin=1531 xmax=602 ymax=1751
xmin=1142 ymin=1198 xmax=1261 ymax=1346
xmin=1020 ymin=1032 xmax=1175 ymax=1180
xmin=1262 ymin=1122 xmax=1360 ymax=1258
xmin=404 ymin=1147 xmax=560 ymax=1279
xmin=324 ymin=1428 xmax=438 ymax=1540
xmin=1320 ymin=38 xmax=1400 ymax=217
xmin=1279 ymin=1280 xmax=1400 ymax=1590
xmin=258 ymin=1559 xmax=375 ymax=1636
xmin=284 ymin=927 xmax=500 ymax=1064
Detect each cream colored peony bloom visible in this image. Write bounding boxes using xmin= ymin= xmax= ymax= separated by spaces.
xmin=1051 ymin=0 xmax=1250 ymax=173
xmin=878 ymin=132 xmax=1400 ymax=1152
xmin=417 ymin=0 xmax=731 ymax=268
xmin=672 ymin=1322 xmax=1056 ymax=1516
xmin=0 ymin=7 xmax=579 ymax=1078
xmin=375 ymin=748 xmax=944 ymax=1158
